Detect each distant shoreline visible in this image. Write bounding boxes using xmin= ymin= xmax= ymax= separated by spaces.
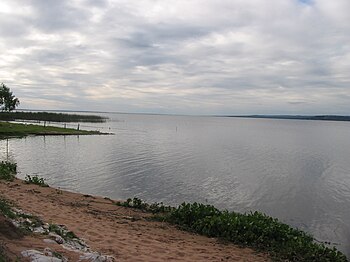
xmin=12 ymin=109 xmax=350 ymax=122
xmin=224 ymin=115 xmax=350 ymax=122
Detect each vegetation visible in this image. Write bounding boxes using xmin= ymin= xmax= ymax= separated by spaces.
xmin=0 ymin=198 xmax=16 ymax=219
xmin=0 ymin=161 xmax=17 ymax=181
xmin=116 ymin=197 xmax=174 ymax=214
xmin=231 ymin=115 xmax=350 ymax=122
xmin=0 ymin=83 xmax=19 ymax=112
xmin=119 ymin=199 xmax=347 ymax=261
xmin=0 ymin=111 xmax=106 ymax=122
xmin=0 ymin=121 xmax=104 ymax=138
xmin=48 ymin=224 xmax=78 ymax=240
xmin=0 ymin=246 xmax=7 ymax=262
xmin=25 ymin=175 xmax=49 ymax=187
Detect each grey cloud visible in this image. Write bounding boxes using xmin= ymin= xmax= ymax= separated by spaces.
xmin=27 ymin=0 xmax=90 ymax=32
xmin=0 ymin=0 xmax=349 ymax=114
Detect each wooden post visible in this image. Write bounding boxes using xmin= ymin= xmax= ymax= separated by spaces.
xmin=77 ymin=124 xmax=80 ymax=131
xmin=6 ymin=139 xmax=9 ymax=160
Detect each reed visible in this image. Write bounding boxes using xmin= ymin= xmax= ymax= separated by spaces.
xmin=0 ymin=111 xmax=107 ymax=123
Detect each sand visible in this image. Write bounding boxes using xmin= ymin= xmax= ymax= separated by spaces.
xmin=0 ymin=178 xmax=270 ymax=261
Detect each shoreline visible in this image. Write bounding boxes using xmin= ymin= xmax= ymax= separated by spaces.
xmin=0 ymin=178 xmax=270 ymax=261
xmin=0 ymin=122 xmax=111 ymax=139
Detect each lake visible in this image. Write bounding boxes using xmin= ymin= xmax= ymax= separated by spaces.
xmin=1 ymin=113 xmax=350 ymax=255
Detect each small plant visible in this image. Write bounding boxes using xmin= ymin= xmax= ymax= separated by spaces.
xmin=116 ymin=197 xmax=173 ymax=214
xmin=0 ymin=161 xmax=17 ymax=181
xmin=0 ymin=198 xmax=16 ymax=219
xmin=0 ymin=244 xmax=9 ymax=262
xmin=25 ymin=175 xmax=49 ymax=187
xmin=48 ymin=224 xmax=77 ymax=240
xmin=117 ymin=198 xmax=147 ymax=209
xmin=18 ymin=215 xmax=43 ymax=234
xmin=149 ymin=202 xmax=174 ymax=214
xmin=52 ymin=251 xmax=64 ymax=260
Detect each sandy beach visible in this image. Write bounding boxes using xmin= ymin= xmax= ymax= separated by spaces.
xmin=0 ymin=178 xmax=270 ymax=261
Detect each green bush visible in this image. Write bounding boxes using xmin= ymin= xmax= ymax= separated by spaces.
xmin=0 ymin=161 xmax=17 ymax=181
xmin=25 ymin=175 xmax=48 ymax=187
xmin=166 ymin=203 xmax=347 ymax=261
xmin=118 ymin=199 xmax=347 ymax=261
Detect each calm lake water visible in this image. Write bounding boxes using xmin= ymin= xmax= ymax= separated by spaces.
xmin=1 ymin=113 xmax=350 ymax=255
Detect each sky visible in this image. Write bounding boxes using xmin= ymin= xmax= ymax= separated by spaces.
xmin=0 ymin=0 xmax=349 ymax=115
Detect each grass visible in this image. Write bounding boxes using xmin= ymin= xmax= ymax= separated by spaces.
xmin=25 ymin=175 xmax=49 ymax=187
xmin=0 ymin=243 xmax=11 ymax=262
xmin=0 ymin=161 xmax=16 ymax=181
xmin=0 ymin=111 xmax=107 ymax=123
xmin=48 ymin=224 xmax=78 ymax=241
xmin=0 ymin=121 xmax=104 ymax=138
xmin=119 ymin=198 xmax=347 ymax=262
xmin=0 ymin=198 xmax=16 ymax=219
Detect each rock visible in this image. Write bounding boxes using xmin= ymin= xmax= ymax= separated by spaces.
xmin=49 ymin=232 xmax=65 ymax=244
xmin=79 ymin=252 xmax=115 ymax=262
xmin=33 ymin=226 xmax=46 ymax=234
xmin=64 ymin=239 xmax=89 ymax=252
xmin=44 ymin=247 xmax=53 ymax=256
xmin=43 ymin=239 xmax=57 ymax=244
xmin=55 ymin=236 xmax=64 ymax=244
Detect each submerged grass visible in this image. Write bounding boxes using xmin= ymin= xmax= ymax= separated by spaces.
xmin=0 ymin=111 xmax=107 ymax=123
xmin=119 ymin=198 xmax=347 ymax=261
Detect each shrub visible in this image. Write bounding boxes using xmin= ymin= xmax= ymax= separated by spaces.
xmin=118 ymin=198 xmax=347 ymax=261
xmin=0 ymin=161 xmax=17 ymax=181
xmin=0 ymin=198 xmax=15 ymax=219
xmin=25 ymin=175 xmax=49 ymax=187
xmin=165 ymin=203 xmax=347 ymax=261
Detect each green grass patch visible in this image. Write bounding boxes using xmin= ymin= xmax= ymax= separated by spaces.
xmin=25 ymin=175 xmax=49 ymax=187
xmin=119 ymin=199 xmax=347 ymax=261
xmin=0 ymin=122 xmax=103 ymax=138
xmin=0 ymin=111 xmax=107 ymax=122
xmin=0 ymin=161 xmax=16 ymax=181
xmin=0 ymin=198 xmax=16 ymax=219
xmin=0 ymin=245 xmax=8 ymax=262
xmin=48 ymin=224 xmax=77 ymax=240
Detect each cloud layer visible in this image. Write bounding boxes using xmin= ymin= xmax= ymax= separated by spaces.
xmin=1 ymin=0 xmax=349 ymax=114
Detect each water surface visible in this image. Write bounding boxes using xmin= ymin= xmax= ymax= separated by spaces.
xmin=1 ymin=114 xmax=350 ymax=255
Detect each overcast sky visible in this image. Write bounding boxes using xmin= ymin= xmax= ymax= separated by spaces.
xmin=1 ymin=0 xmax=349 ymax=115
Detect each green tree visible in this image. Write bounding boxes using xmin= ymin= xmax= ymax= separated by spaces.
xmin=0 ymin=83 xmax=20 ymax=111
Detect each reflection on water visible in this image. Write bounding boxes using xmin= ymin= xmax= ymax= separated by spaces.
xmin=1 ymin=114 xmax=350 ymax=255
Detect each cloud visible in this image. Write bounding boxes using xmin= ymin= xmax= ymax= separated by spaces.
xmin=0 ymin=0 xmax=349 ymax=114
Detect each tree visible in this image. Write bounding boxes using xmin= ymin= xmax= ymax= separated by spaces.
xmin=0 ymin=83 xmax=20 ymax=111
